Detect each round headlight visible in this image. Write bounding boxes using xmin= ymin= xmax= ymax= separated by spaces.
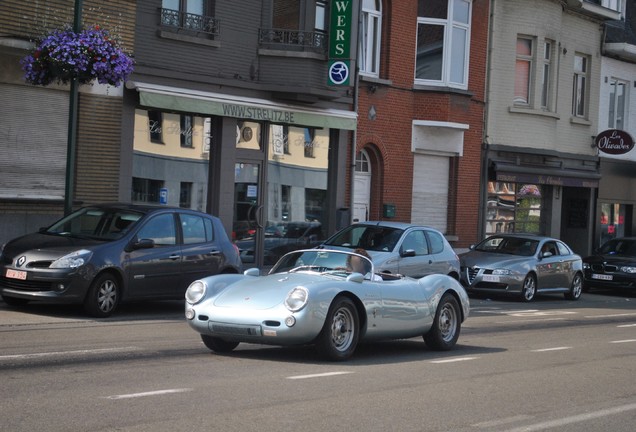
xmin=185 ymin=280 xmax=207 ymax=304
xmin=285 ymin=286 xmax=308 ymax=312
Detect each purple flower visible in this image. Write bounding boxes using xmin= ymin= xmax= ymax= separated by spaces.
xmin=20 ymin=26 xmax=134 ymax=86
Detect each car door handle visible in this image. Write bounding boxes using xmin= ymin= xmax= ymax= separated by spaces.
xmin=207 ymin=250 xmax=220 ymax=255
xmin=169 ymin=254 xmax=180 ymax=260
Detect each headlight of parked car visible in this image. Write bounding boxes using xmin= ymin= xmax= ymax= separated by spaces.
xmin=50 ymin=249 xmax=92 ymax=269
xmin=491 ymin=268 xmax=512 ymax=275
xmin=285 ymin=286 xmax=308 ymax=312
xmin=185 ymin=280 xmax=207 ymax=305
xmin=583 ymin=262 xmax=590 ymax=270
xmin=620 ymin=266 xmax=636 ymax=274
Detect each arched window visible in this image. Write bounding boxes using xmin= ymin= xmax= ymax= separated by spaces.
xmin=359 ymin=0 xmax=382 ymax=76
xmin=355 ymin=149 xmax=371 ymax=173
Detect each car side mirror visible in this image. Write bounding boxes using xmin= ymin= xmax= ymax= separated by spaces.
xmin=541 ymin=251 xmax=552 ymax=258
xmin=469 ymin=244 xmax=475 ymax=250
xmin=346 ymin=273 xmax=365 ymax=283
xmin=243 ymin=268 xmax=260 ymax=277
xmin=130 ymin=238 xmax=155 ymax=250
xmin=401 ymin=249 xmax=416 ymax=258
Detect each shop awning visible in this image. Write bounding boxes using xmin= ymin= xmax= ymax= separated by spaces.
xmin=127 ymin=81 xmax=357 ymax=130
xmin=493 ymin=162 xmax=601 ymax=188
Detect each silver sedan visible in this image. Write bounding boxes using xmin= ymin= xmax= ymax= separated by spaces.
xmin=459 ymin=234 xmax=583 ymax=301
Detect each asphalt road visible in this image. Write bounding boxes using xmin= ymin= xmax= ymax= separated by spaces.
xmin=1 ymin=291 xmax=635 ymax=432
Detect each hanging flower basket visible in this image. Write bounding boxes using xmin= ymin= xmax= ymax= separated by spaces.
xmin=20 ymin=25 xmax=134 ymax=87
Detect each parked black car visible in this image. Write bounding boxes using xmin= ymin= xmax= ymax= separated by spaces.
xmin=583 ymin=237 xmax=636 ymax=293
xmin=0 ymin=203 xmax=241 ymax=317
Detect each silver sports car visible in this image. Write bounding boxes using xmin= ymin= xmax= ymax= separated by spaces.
xmin=460 ymin=234 xmax=583 ymax=301
xmin=185 ymin=249 xmax=470 ymax=361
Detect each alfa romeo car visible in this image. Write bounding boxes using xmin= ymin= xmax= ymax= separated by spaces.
xmin=185 ymin=249 xmax=470 ymax=361
xmin=0 ymin=203 xmax=241 ymax=317
xmin=460 ymin=234 xmax=583 ymax=301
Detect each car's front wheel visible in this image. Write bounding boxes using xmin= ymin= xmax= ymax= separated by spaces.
xmin=565 ymin=273 xmax=583 ymax=300
xmin=316 ymin=296 xmax=359 ymax=361
xmin=424 ymin=293 xmax=461 ymax=350
xmin=521 ymin=274 xmax=537 ymax=302
xmin=83 ymin=273 xmax=119 ymax=318
xmin=201 ymin=335 xmax=240 ymax=353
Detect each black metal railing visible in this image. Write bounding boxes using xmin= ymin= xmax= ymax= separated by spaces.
xmin=160 ymin=8 xmax=220 ymax=37
xmin=259 ymin=28 xmax=327 ymax=53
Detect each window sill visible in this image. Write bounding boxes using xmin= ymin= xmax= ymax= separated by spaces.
xmin=570 ymin=116 xmax=591 ymax=126
xmin=360 ymin=75 xmax=392 ymax=86
xmin=508 ymin=106 xmax=560 ymax=119
xmin=158 ymin=30 xmax=221 ymax=48
xmin=412 ymin=84 xmax=473 ymax=97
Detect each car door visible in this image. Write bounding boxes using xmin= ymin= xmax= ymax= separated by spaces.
xmin=535 ymin=241 xmax=561 ymax=289
xmin=179 ymin=212 xmax=222 ymax=290
xmin=425 ymin=229 xmax=454 ymax=275
xmin=125 ymin=212 xmax=183 ymax=298
xmin=556 ymin=241 xmax=578 ymax=287
xmin=396 ymin=229 xmax=432 ymax=278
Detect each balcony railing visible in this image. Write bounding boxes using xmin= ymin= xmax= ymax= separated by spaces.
xmin=160 ymin=8 xmax=220 ymax=37
xmin=259 ymin=28 xmax=327 ymax=53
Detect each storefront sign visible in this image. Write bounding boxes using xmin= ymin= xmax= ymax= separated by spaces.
xmin=496 ymin=172 xmax=599 ymax=188
xmin=595 ymin=129 xmax=634 ymax=155
xmin=328 ymin=0 xmax=352 ymax=86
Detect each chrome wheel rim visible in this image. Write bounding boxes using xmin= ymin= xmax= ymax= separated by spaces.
xmin=97 ymin=280 xmax=117 ymax=313
xmin=572 ymin=275 xmax=582 ymax=298
xmin=330 ymin=307 xmax=355 ymax=352
xmin=523 ymin=277 xmax=536 ymax=301
xmin=439 ymin=303 xmax=458 ymax=343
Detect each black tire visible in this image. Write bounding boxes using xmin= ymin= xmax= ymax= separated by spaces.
xmin=2 ymin=295 xmax=29 ymax=307
xmin=565 ymin=273 xmax=583 ymax=300
xmin=201 ymin=335 xmax=239 ymax=353
xmin=83 ymin=273 xmax=120 ymax=318
xmin=424 ymin=293 xmax=461 ymax=351
xmin=521 ymin=274 xmax=537 ymax=302
xmin=316 ymin=296 xmax=359 ymax=361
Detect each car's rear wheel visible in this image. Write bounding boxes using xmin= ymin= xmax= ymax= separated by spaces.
xmin=521 ymin=274 xmax=537 ymax=302
xmin=201 ymin=335 xmax=239 ymax=353
xmin=83 ymin=273 xmax=119 ymax=318
xmin=565 ymin=273 xmax=583 ymax=300
xmin=316 ymin=296 xmax=359 ymax=361
xmin=424 ymin=293 xmax=461 ymax=350
xmin=1 ymin=295 xmax=29 ymax=307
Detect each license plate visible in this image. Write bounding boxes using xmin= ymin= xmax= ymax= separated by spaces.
xmin=6 ymin=269 xmax=27 ymax=280
xmin=482 ymin=274 xmax=501 ymax=282
xmin=591 ymin=273 xmax=613 ymax=281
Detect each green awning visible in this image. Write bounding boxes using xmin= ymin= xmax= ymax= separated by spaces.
xmin=134 ymin=83 xmax=357 ymax=131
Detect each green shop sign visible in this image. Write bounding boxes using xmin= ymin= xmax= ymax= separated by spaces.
xmin=328 ymin=0 xmax=353 ymax=86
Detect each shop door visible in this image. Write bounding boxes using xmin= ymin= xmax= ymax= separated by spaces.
xmin=233 ymin=161 xmax=266 ymax=268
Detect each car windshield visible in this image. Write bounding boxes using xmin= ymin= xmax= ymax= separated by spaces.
xmin=474 ymin=236 xmax=539 ymax=257
xmin=598 ymin=239 xmax=636 ymax=256
xmin=46 ymin=207 xmax=143 ymax=240
xmin=270 ymin=250 xmax=373 ymax=277
xmin=324 ymin=225 xmax=403 ymax=252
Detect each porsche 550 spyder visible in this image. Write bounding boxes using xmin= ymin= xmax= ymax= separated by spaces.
xmin=185 ymin=249 xmax=470 ymax=361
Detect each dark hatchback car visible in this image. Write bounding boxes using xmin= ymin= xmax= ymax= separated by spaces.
xmin=583 ymin=237 xmax=636 ymax=293
xmin=0 ymin=203 xmax=241 ymax=317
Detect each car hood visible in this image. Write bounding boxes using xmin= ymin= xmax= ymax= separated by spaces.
xmin=460 ymin=250 xmax=531 ymax=268
xmin=213 ymin=272 xmax=333 ymax=310
xmin=583 ymin=254 xmax=636 ymax=266
xmin=2 ymin=232 xmax=108 ymax=260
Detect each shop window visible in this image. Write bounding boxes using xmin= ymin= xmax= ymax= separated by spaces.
xmin=180 ymin=182 xmax=192 ymax=208
xmin=132 ymin=177 xmax=164 ymax=204
xmin=180 ymin=115 xmax=194 ymax=148
xmin=600 ymin=203 xmax=626 ymax=245
xmin=304 ymin=128 xmax=316 ymax=158
xmin=486 ymin=182 xmax=543 ymax=236
xmin=148 ymin=111 xmax=163 ymax=144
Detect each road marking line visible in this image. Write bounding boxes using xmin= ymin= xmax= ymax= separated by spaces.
xmin=617 ymin=323 xmax=636 ymax=328
xmin=585 ymin=312 xmax=636 ymax=319
xmin=531 ymin=347 xmax=572 ymax=352
xmin=287 ymin=371 xmax=353 ymax=380
xmin=473 ymin=415 xmax=534 ymax=428
xmin=430 ymin=356 xmax=477 ymax=364
xmin=0 ymin=346 xmax=140 ymax=361
xmin=610 ymin=339 xmax=636 ymax=344
xmin=106 ymin=388 xmax=192 ymax=400
xmin=502 ymin=402 xmax=636 ymax=432
xmin=495 ymin=318 xmax=565 ymax=324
